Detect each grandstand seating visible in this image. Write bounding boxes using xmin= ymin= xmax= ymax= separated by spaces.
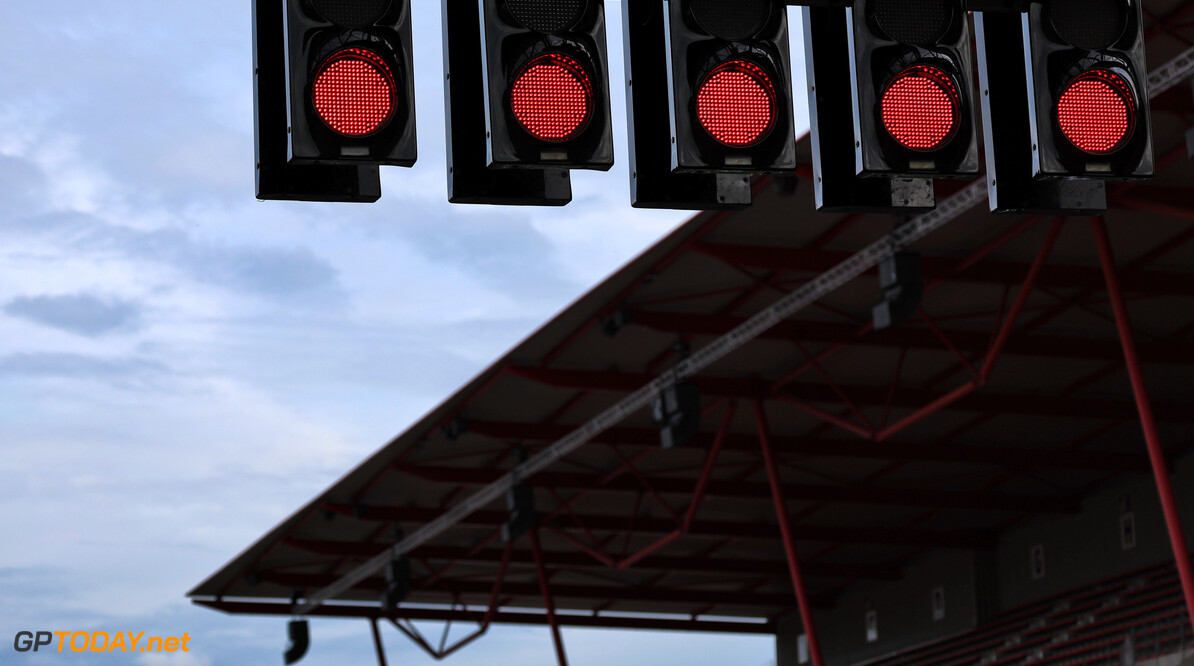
xmin=865 ymin=560 xmax=1193 ymax=666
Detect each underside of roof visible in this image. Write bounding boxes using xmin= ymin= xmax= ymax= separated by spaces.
xmin=192 ymin=0 xmax=1194 ymax=642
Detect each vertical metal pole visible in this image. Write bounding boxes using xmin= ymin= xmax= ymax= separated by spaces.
xmin=370 ymin=618 xmax=388 ymax=666
xmin=1093 ymin=217 xmax=1194 ymax=629
xmin=530 ymin=527 xmax=569 ymax=666
xmin=754 ymin=400 xmax=827 ymax=666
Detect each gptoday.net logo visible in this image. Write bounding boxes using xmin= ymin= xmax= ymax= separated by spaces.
xmin=13 ymin=631 xmax=192 ymax=655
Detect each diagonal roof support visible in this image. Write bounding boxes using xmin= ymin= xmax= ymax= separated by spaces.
xmin=463 ymin=420 xmax=1146 ymax=472
xmin=505 ymin=365 xmax=1194 ymax=424
xmin=629 ymin=311 xmax=1194 ymax=366
xmin=319 ymin=503 xmax=996 ymax=549
xmin=393 ymin=465 xmax=1079 ymax=513
xmin=688 ymin=241 xmax=1194 ymax=296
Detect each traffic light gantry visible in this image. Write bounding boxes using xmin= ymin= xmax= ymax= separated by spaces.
xmin=251 ymin=0 xmax=1155 ymax=211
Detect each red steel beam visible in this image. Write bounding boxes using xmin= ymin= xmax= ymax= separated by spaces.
xmin=980 ymin=219 xmax=1065 ymax=381
xmin=871 ymin=221 xmax=1063 ymax=440
xmin=688 ymin=240 xmax=1194 ymax=296
xmin=1093 ymin=217 xmax=1194 ymax=629
xmin=192 ymin=599 xmax=777 ymax=634
xmin=629 ymin=310 xmax=1194 ymax=365
xmin=282 ymin=539 xmax=903 ymax=580
xmin=1115 ymin=186 xmax=1194 ymax=223
xmin=1146 ymin=0 xmax=1194 ymax=38
xmin=530 ymin=528 xmax=569 ymax=666
xmin=503 ymin=366 xmax=1194 ymax=423
xmin=755 ymin=401 xmax=826 ymax=666
xmin=255 ymin=572 xmax=809 ymax=609
xmin=392 ymin=465 xmax=1080 ymax=513
xmin=684 ymin=403 xmax=736 ymax=531
xmin=370 ymin=619 xmax=388 ymax=666
xmin=464 ymin=420 xmax=1148 ymax=472
xmin=320 ymin=503 xmax=994 ymax=549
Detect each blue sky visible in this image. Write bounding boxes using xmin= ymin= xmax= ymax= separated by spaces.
xmin=0 ymin=2 xmax=809 ymax=664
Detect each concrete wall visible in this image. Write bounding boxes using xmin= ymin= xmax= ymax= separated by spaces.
xmin=997 ymin=452 xmax=1194 ymax=611
xmin=776 ymin=453 xmax=1194 ymax=666
xmin=777 ymin=550 xmax=979 ymax=666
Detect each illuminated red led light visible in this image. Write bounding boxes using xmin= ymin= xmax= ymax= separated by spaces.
xmin=1057 ymin=70 xmax=1135 ymax=155
xmin=510 ymin=54 xmax=594 ymax=143
xmin=696 ymin=60 xmax=777 ymax=147
xmin=881 ymin=65 xmax=961 ymax=152
xmin=312 ymin=48 xmax=396 ymax=137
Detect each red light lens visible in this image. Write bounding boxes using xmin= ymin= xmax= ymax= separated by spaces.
xmin=510 ymin=54 xmax=594 ymax=143
xmin=696 ymin=60 xmax=777 ymax=147
xmin=881 ymin=65 xmax=961 ymax=152
xmin=312 ymin=48 xmax=397 ymax=137
xmin=1057 ymin=70 xmax=1134 ymax=155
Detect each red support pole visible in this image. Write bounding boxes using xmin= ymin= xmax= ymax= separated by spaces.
xmin=918 ymin=308 xmax=982 ymax=381
xmin=1093 ymin=217 xmax=1194 ymax=629
xmin=684 ymin=402 xmax=737 ymax=532
xmin=754 ymin=400 xmax=827 ymax=666
xmin=980 ymin=218 xmax=1065 ymax=380
xmin=777 ymin=394 xmax=876 ymax=440
xmin=617 ymin=529 xmax=682 ymax=570
xmin=608 ymin=445 xmax=680 ymax=523
xmin=530 ymin=527 xmax=569 ymax=666
xmin=793 ymin=340 xmax=875 ymax=432
xmin=545 ymin=525 xmax=617 ymax=567
xmin=370 ymin=619 xmax=388 ymax=666
xmin=875 ymin=381 xmax=978 ymax=443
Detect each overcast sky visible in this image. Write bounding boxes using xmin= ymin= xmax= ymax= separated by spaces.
xmin=0 ymin=2 xmax=809 ymax=664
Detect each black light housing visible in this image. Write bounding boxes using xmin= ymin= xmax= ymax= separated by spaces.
xmin=872 ymin=252 xmax=923 ymax=330
xmin=848 ymin=0 xmax=979 ymax=178
xmin=622 ymin=1 xmax=753 ymax=209
xmin=502 ymin=484 xmax=537 ymax=542
xmin=664 ymin=0 xmax=797 ymax=174
xmin=283 ymin=0 xmax=417 ymax=167
xmin=443 ymin=0 xmax=572 ymax=205
xmin=976 ymin=9 xmax=1109 ymax=214
xmin=380 ymin=558 xmax=412 ymax=611
xmin=1025 ymin=0 xmax=1153 ymax=178
xmin=252 ymin=0 xmax=381 ymax=202
xmin=479 ymin=0 xmax=614 ymax=170
xmin=652 ymin=383 xmax=700 ymax=450
xmin=804 ymin=5 xmax=936 ymax=213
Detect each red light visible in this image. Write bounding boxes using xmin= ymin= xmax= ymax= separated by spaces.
xmin=510 ymin=54 xmax=593 ymax=143
xmin=881 ymin=65 xmax=960 ymax=152
xmin=312 ymin=48 xmax=396 ymax=137
xmin=1057 ymin=70 xmax=1134 ymax=155
xmin=696 ymin=60 xmax=777 ymax=147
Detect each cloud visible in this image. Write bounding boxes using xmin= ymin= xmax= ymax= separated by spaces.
xmin=136 ymin=652 xmax=213 ymax=666
xmin=74 ymin=224 xmax=344 ymax=302
xmin=0 ymin=352 xmax=167 ymax=381
xmin=0 ymin=5 xmax=762 ymax=666
xmin=0 ymin=206 xmax=345 ymax=306
xmin=5 ymin=293 xmax=143 ymax=336
xmin=0 ymin=154 xmax=49 ymax=215
xmin=390 ymin=203 xmax=583 ymax=302
xmin=183 ymin=240 xmax=341 ymax=300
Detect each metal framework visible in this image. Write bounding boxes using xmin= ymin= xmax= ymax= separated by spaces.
xmin=191 ymin=28 xmax=1194 ymax=666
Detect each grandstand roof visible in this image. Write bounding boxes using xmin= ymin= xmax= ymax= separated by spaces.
xmin=191 ymin=0 xmax=1194 ymax=642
